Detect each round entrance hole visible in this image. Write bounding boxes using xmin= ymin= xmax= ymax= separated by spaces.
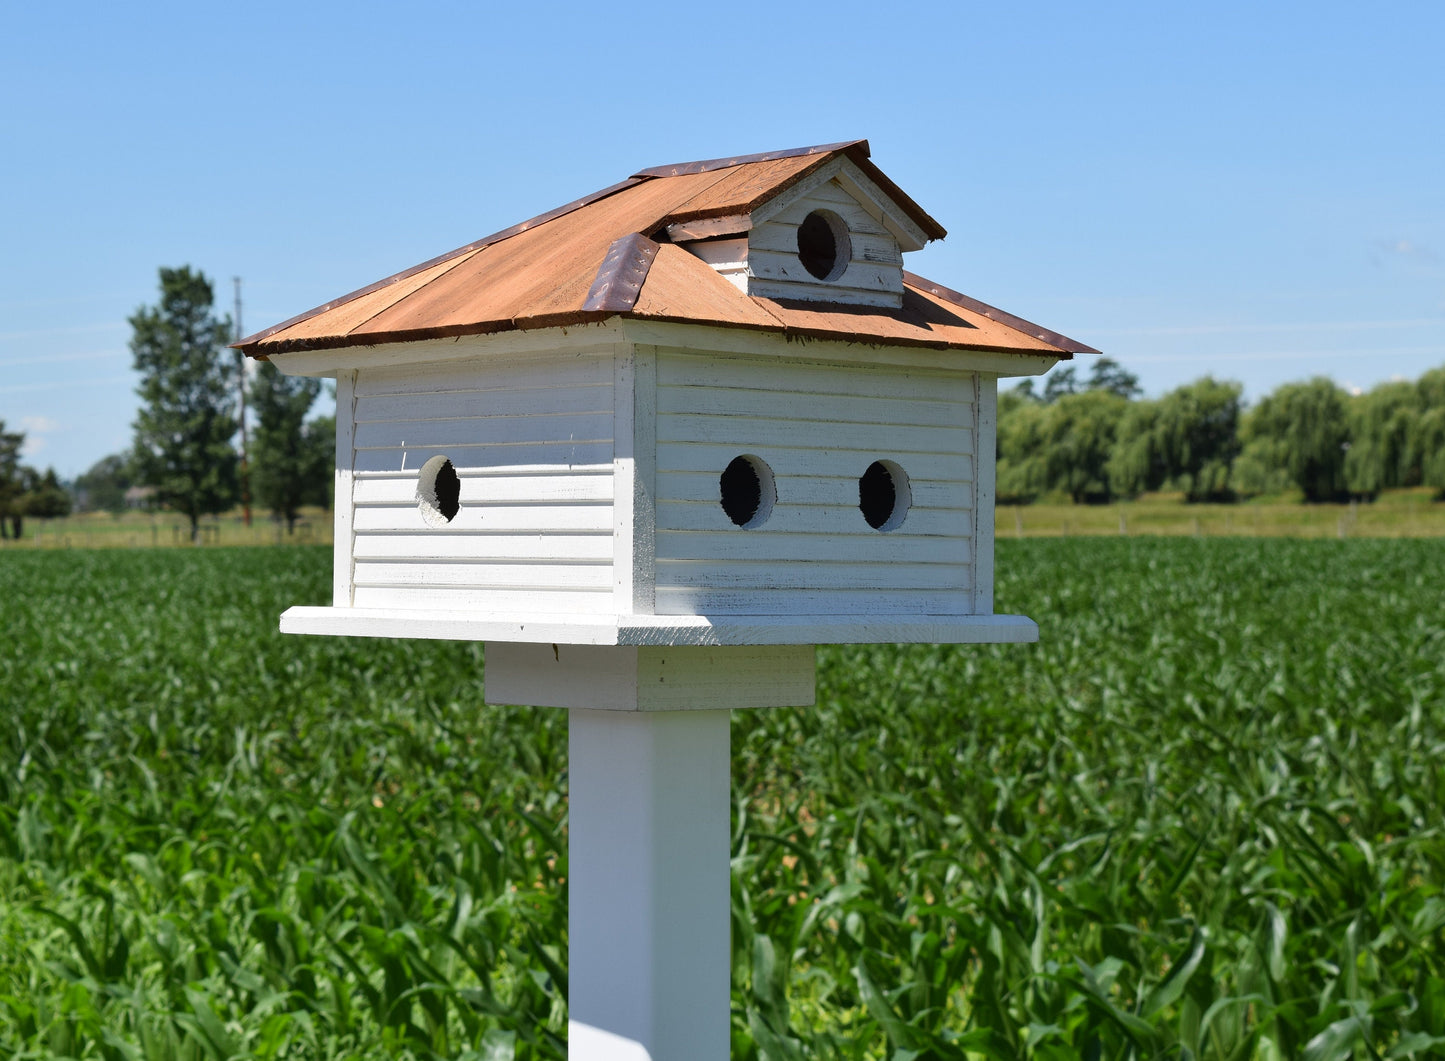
xmin=859 ymin=460 xmax=910 ymax=531
xmin=417 ymin=456 xmax=461 ymax=527
xmin=719 ymin=455 xmax=775 ymax=528
xmin=796 ymin=210 xmax=851 ymax=282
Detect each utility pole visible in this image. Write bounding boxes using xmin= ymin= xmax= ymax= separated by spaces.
xmin=234 ymin=277 xmax=252 ymax=527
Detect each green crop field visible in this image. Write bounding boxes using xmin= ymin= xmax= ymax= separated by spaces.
xmin=2 ymin=540 xmax=1443 ymax=1060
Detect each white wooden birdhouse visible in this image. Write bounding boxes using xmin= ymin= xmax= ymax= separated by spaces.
xmin=239 ymin=140 xmax=1099 ymax=1060
xmin=236 ymin=140 xmax=1095 ymax=649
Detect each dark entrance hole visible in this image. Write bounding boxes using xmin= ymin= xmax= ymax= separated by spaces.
xmin=418 ymin=455 xmax=462 ymax=526
xmin=859 ymin=460 xmax=909 ymax=531
xmin=719 ymin=455 xmax=775 ymax=528
xmin=797 ymin=210 xmax=849 ymax=281
xmin=433 ymin=460 xmax=460 ymax=522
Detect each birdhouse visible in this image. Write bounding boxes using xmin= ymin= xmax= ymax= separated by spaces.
xmin=237 ymin=141 xmax=1099 ymax=1060
xmin=236 ymin=140 xmax=1095 ymax=648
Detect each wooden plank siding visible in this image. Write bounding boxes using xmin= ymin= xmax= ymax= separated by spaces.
xmin=345 ymin=354 xmax=617 ymax=614
xmin=652 ymin=351 xmax=978 ymax=616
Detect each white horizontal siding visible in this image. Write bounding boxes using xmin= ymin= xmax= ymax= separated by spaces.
xmin=352 ymin=471 xmax=613 ymax=505
xmin=654 ymin=352 xmax=977 ymax=616
xmin=346 ymin=354 xmax=615 ymax=615
xmin=353 ymin=560 xmax=613 ymax=590
xmin=353 ymin=411 xmax=610 ymax=451
xmin=354 ymin=445 xmax=612 ymax=473
xmin=656 ymin=472 xmax=971 ymax=510
xmin=352 ymin=586 xmax=613 ymax=613
xmin=356 ymin=356 xmax=613 ymax=396
xmin=352 ymin=503 xmax=612 ymax=534
xmin=653 ymin=588 xmax=968 ymax=616
xmin=655 ymin=501 xmax=972 ymax=538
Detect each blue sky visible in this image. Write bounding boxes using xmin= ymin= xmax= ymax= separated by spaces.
xmin=2 ymin=1 xmax=1442 ymax=478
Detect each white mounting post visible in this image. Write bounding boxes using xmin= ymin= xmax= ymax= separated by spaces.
xmin=484 ymin=643 xmax=816 ymax=1061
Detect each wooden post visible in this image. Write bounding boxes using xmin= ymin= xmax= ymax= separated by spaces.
xmin=484 ymin=643 xmax=815 ymax=1060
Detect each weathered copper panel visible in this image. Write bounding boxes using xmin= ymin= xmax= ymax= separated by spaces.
xmin=583 ymin=234 xmax=661 ymax=313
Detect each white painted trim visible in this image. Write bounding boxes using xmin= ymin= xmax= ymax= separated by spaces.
xmin=333 ymin=371 xmax=357 ymax=607
xmin=973 ymin=374 xmax=998 ymax=615
xmin=278 ymin=605 xmax=1038 ymax=646
xmin=483 ymin=644 xmax=814 ymax=711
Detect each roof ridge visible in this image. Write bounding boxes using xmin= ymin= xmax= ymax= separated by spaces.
xmin=902 ymin=270 xmax=1100 ymax=355
xmin=631 ymin=140 xmax=868 ymax=179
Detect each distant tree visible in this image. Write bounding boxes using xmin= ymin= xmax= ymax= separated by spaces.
xmin=1417 ymin=367 xmax=1445 ymax=496
xmin=0 ymin=421 xmax=26 ymax=540
xmin=304 ymin=413 xmax=336 ymax=511
xmin=130 ymin=266 xmax=238 ymax=541
xmin=1041 ymin=389 xmax=1130 ymax=502
xmin=1153 ymin=377 xmax=1242 ymax=500
xmin=1344 ymin=380 xmax=1421 ymax=497
xmin=1087 ymin=357 xmax=1143 ymax=401
xmin=1010 ymin=379 xmax=1041 ymax=403
xmin=23 ymin=468 xmax=72 ymax=524
xmin=1107 ymin=399 xmax=1166 ymax=498
xmin=1420 ymin=408 xmax=1445 ymax=496
xmin=1241 ymin=377 xmax=1350 ymax=502
xmin=996 ymin=390 xmax=1051 ymax=503
xmin=75 ymin=453 xmax=135 ymax=513
xmin=1042 ymin=365 xmax=1080 ymax=403
xmin=249 ymin=361 xmax=325 ymax=532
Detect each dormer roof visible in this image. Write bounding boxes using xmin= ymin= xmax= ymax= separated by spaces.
xmin=235 ymin=140 xmax=1097 ymax=359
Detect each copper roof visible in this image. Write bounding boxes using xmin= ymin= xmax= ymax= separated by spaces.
xmin=236 ymin=141 xmax=1097 ymax=358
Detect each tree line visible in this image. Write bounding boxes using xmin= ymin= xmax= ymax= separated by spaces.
xmin=73 ymin=266 xmax=334 ymax=539
xmin=999 ymin=359 xmax=1445 ymax=504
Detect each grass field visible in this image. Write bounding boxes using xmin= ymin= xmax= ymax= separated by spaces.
xmin=2 ymin=540 xmax=1443 ymax=1059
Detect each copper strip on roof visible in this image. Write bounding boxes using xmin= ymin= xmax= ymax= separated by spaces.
xmin=902 ymin=271 xmax=1099 ymax=354
xmin=631 ymin=140 xmax=866 ymax=179
xmin=233 ymin=177 xmax=646 ymax=350
xmin=583 ymin=233 xmax=661 ymax=313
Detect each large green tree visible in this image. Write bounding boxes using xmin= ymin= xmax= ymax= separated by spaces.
xmin=996 ymin=388 xmax=1050 ymax=503
xmin=1344 ymin=380 xmax=1422 ymax=497
xmin=130 ymin=267 xmax=238 ymax=541
xmin=1041 ymin=389 xmax=1130 ymax=502
xmin=249 ymin=361 xmax=328 ymax=532
xmin=1110 ymin=378 xmax=1242 ymax=501
xmin=1239 ymin=377 xmax=1350 ymax=502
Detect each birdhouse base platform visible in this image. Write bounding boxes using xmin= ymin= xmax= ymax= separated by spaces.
xmin=278 ymin=606 xmax=1038 ymax=647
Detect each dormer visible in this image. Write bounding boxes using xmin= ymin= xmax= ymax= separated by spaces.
xmin=662 ymin=153 xmax=939 ymax=309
